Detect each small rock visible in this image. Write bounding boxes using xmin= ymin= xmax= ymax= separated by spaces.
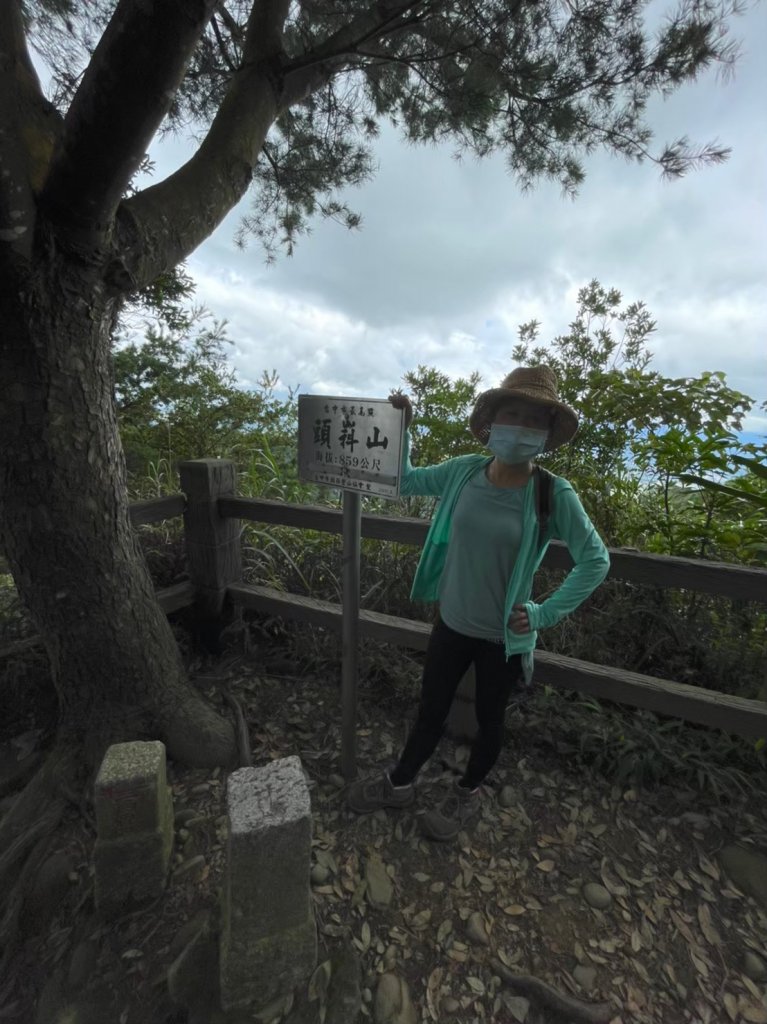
xmin=365 ymin=852 xmax=393 ymax=908
xmin=311 ymin=863 xmax=330 ymax=885
xmin=442 ymin=996 xmax=460 ymax=1013
xmin=374 ymin=973 xmax=417 ymax=1024
xmin=680 ymin=811 xmax=709 ymax=829
xmin=573 ymin=965 xmax=597 ymax=991
xmin=466 ymin=912 xmax=490 ymax=946
xmin=175 ymin=808 xmax=198 ymax=827
xmin=455 ymin=745 xmax=471 ymax=766
xmin=582 ymin=882 xmax=612 ymax=910
xmin=172 ymin=855 xmax=206 ymax=885
xmin=719 ymin=844 xmax=767 ymax=911
xmin=498 ymin=786 xmax=517 ymax=808
xmin=67 ymin=939 xmax=99 ymax=992
xmin=743 ymin=950 xmax=767 ymax=982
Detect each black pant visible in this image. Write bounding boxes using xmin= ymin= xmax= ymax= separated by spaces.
xmin=389 ymin=616 xmax=523 ymax=790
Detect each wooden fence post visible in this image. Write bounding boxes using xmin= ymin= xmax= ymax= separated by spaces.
xmin=179 ymin=459 xmax=242 ymax=655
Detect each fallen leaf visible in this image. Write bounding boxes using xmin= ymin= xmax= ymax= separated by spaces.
xmin=467 ymin=977 xmax=485 ymax=995
xmin=723 ymin=993 xmax=738 ymax=1021
xmin=537 ymin=834 xmax=560 ymax=846
xmin=497 ymin=948 xmax=514 ymax=968
xmin=503 ymin=905 xmax=527 ymax=916
xmin=536 ymin=859 xmax=556 ymax=873
xmin=690 ymin=949 xmax=709 ymax=978
xmin=669 ymin=909 xmax=697 ymax=946
xmin=698 ymin=852 xmax=720 ymax=881
xmin=426 ymin=967 xmax=443 ymax=1022
xmin=742 ymin=976 xmax=765 ymax=1001
xmin=308 ymin=960 xmax=332 ymax=1001
xmin=741 ymin=1007 xmax=767 ymax=1024
xmin=614 ymin=861 xmax=643 ymax=887
xmin=697 ymin=903 xmax=721 ymax=946
xmin=504 ymin=994 xmax=531 ymax=1022
xmin=672 ymin=869 xmax=693 ymax=892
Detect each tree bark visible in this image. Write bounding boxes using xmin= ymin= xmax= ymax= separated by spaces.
xmin=0 ymin=251 xmax=237 ymax=769
xmin=40 ymin=0 xmax=220 ymax=241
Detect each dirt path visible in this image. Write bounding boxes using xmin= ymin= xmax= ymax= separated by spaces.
xmin=2 ymin=652 xmax=766 ymax=1024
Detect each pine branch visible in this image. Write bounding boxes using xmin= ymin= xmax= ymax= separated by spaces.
xmin=117 ymin=0 xmax=429 ymax=288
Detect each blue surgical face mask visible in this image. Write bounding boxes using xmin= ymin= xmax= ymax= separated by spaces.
xmin=487 ymin=423 xmax=548 ymax=463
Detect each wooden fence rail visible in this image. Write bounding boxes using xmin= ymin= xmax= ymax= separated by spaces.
xmin=125 ymin=492 xmax=767 ymax=602
xmin=3 ymin=459 xmax=766 ymax=742
xmin=126 ymin=459 xmax=767 ymax=741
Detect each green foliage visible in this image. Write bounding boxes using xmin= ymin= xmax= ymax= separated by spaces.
xmin=403 ymin=365 xmax=484 ymax=466
xmin=25 ymin=0 xmax=741 ymax=261
xmin=510 ymin=280 xmax=760 ymax=562
xmin=125 ymin=264 xmax=198 ymax=335
xmin=537 ymin=689 xmax=766 ymax=800
xmin=112 ymin=311 xmax=296 ymax=483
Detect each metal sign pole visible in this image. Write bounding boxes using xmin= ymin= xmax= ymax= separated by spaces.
xmin=297 ymin=395 xmax=403 ymax=782
xmin=341 ymin=488 xmax=362 ymax=780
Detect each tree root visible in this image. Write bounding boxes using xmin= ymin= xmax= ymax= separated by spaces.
xmin=0 ymin=751 xmax=41 ymax=801
xmin=219 ymin=683 xmax=252 ymax=768
xmin=0 ymin=827 xmax=57 ymax=978
xmin=190 ymin=653 xmax=251 ymax=768
xmin=0 ymin=745 xmax=78 ymax=971
xmin=160 ymin=684 xmax=238 ymax=768
xmin=491 ymin=959 xmax=614 ymax=1024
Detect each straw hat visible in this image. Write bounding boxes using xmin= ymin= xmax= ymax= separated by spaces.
xmin=469 ymin=366 xmax=579 ymax=452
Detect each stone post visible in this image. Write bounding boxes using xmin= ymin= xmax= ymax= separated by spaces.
xmin=93 ymin=741 xmax=174 ymax=911
xmin=179 ymin=458 xmax=242 ymax=655
xmin=220 ymin=755 xmax=317 ymax=1012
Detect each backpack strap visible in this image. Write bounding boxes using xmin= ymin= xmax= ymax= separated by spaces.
xmin=533 ymin=465 xmax=554 ymax=552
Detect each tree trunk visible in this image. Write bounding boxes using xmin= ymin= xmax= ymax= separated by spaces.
xmin=0 ymin=250 xmax=237 ymax=769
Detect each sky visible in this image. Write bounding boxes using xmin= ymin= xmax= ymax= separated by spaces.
xmin=130 ymin=2 xmax=766 ymax=437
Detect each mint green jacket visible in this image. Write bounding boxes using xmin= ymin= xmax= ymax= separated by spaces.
xmin=399 ymin=432 xmax=610 ymax=683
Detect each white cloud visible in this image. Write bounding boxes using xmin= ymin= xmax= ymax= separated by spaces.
xmin=132 ymin=0 xmax=767 ymax=424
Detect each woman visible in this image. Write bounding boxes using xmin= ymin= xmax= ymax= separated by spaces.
xmin=346 ymin=365 xmax=610 ymax=841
